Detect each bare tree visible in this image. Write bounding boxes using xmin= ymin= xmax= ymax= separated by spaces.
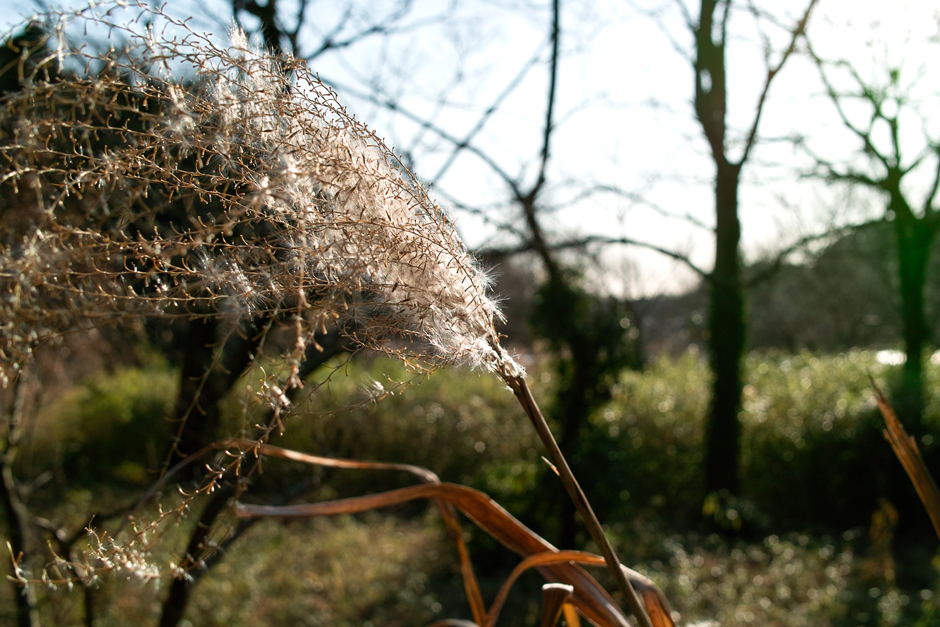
xmin=805 ymin=36 xmax=940 ymax=429
xmin=476 ymin=0 xmax=820 ymax=505
xmin=477 ymin=0 xmax=643 ymax=553
xmin=655 ymin=0 xmax=818 ymax=499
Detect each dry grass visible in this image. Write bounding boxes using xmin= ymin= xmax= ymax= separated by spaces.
xmin=0 ymin=4 xmax=667 ymax=625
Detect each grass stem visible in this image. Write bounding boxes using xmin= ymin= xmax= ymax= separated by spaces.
xmin=505 ymin=375 xmax=656 ymax=627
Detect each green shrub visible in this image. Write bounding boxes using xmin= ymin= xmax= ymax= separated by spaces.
xmin=741 ymin=351 xmax=891 ymax=531
xmin=25 ymin=353 xmax=177 ymax=487
xmin=228 ymin=347 xmax=940 ymax=538
xmin=590 ymin=348 xmax=940 ymax=534
xmin=14 ymin=346 xmax=940 ymax=626
xmin=585 ymin=348 xmax=711 ymax=527
xmin=258 ymin=355 xmax=542 ymax=509
xmin=637 ymin=532 xmax=853 ymax=627
xmin=24 ymin=347 xmax=939 ymax=537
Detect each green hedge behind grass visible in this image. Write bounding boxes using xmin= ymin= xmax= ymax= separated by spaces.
xmin=233 ymin=347 xmax=940 ymax=545
xmin=584 ymin=348 xmax=938 ymax=535
xmin=281 ymin=347 xmax=940 ymax=537
xmin=25 ymin=347 xmax=939 ymax=538
xmin=24 ymin=353 xmax=177 ymax=489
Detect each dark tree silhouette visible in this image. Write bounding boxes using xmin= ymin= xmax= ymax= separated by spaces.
xmin=684 ymin=0 xmax=817 ymax=497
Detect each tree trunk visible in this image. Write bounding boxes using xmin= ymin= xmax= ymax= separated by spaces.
xmin=558 ymin=360 xmax=592 ymax=550
xmin=531 ymin=275 xmax=641 ymax=549
xmin=172 ymin=318 xmax=258 ymax=467
xmin=173 ymin=318 xmax=221 ymax=461
xmin=159 ymin=486 xmax=234 ymax=627
xmin=1 ymin=377 xmax=40 ymax=627
xmin=704 ymin=161 xmax=744 ymax=496
xmin=893 ymin=201 xmax=938 ymax=433
xmin=693 ymin=0 xmax=747 ymax=498
xmin=1 ymin=459 xmax=40 ymax=627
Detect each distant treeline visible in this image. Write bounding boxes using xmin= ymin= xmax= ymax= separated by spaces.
xmin=489 ymin=221 xmax=940 ymax=357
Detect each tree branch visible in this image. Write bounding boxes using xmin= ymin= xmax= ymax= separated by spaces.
xmin=805 ymin=40 xmax=893 ymax=171
xmin=554 ymin=183 xmax=714 ymax=232
xmin=738 ymin=0 xmax=818 ymax=165
xmin=1 ymin=371 xmax=40 ymax=627
xmin=323 ymin=78 xmax=524 ymax=196
xmin=304 ymin=1 xmax=443 ymax=61
xmin=519 ymin=0 xmax=563 ymax=280
xmin=428 ymin=43 xmax=547 ymax=187
xmin=476 ymin=234 xmax=709 ymax=279
xmin=924 ymin=146 xmax=940 ymax=215
xmin=744 ymin=219 xmax=881 ymax=287
xmin=534 ymin=0 xmax=561 ymax=195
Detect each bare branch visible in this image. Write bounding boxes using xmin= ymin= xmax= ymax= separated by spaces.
xmin=323 ymin=77 xmax=523 ymax=196
xmin=304 ymin=1 xmax=450 ymax=62
xmin=626 ymin=0 xmax=694 ymax=62
xmin=804 ymin=41 xmax=892 ymax=170
xmin=738 ymin=0 xmax=818 ymax=165
xmin=534 ymin=0 xmax=561 ymax=194
xmin=428 ymin=42 xmax=547 ymax=187
xmin=518 ymin=0 xmax=563 ymax=280
xmin=476 ymin=235 xmax=710 ymax=278
xmin=924 ymin=146 xmax=940 ymax=214
xmin=552 ymin=183 xmax=714 ymax=232
xmin=300 ymin=3 xmax=355 ymax=59
xmin=744 ymin=220 xmax=881 ymax=287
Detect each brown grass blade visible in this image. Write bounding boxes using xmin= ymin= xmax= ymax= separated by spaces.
xmin=562 ymin=602 xmax=581 ymax=627
xmin=223 ymin=440 xmax=487 ymax=625
xmin=238 ymin=480 xmax=674 ymax=627
xmin=485 ymin=551 xmax=599 ymax=627
xmin=223 ymin=439 xmax=440 ymax=484
xmin=481 ymin=551 xmax=672 ymax=627
xmin=871 ymin=382 xmax=940 ymax=540
xmin=542 ymin=583 xmax=574 ymax=627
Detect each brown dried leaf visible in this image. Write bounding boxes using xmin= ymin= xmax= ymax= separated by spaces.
xmin=225 ymin=441 xmax=486 ymax=625
xmin=872 ymin=380 xmax=940 ymax=540
xmin=237 ymin=475 xmax=673 ymax=626
xmin=541 ymin=584 xmax=574 ymax=627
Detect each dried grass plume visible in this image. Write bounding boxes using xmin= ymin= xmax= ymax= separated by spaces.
xmin=0 ymin=1 xmax=520 ymax=387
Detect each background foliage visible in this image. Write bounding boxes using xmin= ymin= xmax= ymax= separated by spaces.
xmin=4 ymin=347 xmax=940 ymax=625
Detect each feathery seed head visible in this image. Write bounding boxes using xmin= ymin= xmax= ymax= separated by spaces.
xmin=0 ymin=2 xmax=521 ymax=379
